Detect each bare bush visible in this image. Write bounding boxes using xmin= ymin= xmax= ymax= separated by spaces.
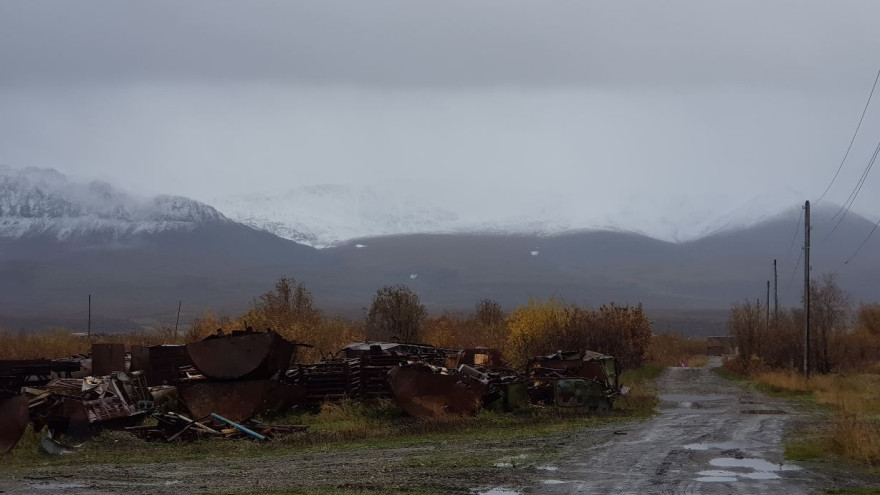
xmin=366 ymin=285 xmax=426 ymax=343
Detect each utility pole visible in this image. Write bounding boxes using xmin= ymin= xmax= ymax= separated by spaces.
xmin=88 ymin=294 xmax=91 ymax=339
xmin=803 ymin=201 xmax=811 ymax=377
xmin=766 ymin=280 xmax=770 ymax=332
xmin=175 ymin=300 xmax=182 ymax=338
xmin=773 ymin=259 xmax=779 ymax=321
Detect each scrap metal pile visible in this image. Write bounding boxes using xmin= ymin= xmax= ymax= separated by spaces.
xmin=126 ymin=411 xmax=308 ymax=442
xmin=0 ymin=328 xmax=628 ymax=455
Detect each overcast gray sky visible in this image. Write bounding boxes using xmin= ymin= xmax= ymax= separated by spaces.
xmin=1 ymin=0 xmax=879 ymax=225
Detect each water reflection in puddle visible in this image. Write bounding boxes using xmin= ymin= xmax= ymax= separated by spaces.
xmin=710 ymin=457 xmax=801 ymax=472
xmin=684 ymin=441 xmax=750 ymax=451
xmin=693 ymin=457 xmax=801 ymax=483
xmin=476 ymin=489 xmax=521 ymax=495
xmin=542 ymin=480 xmax=566 ymax=485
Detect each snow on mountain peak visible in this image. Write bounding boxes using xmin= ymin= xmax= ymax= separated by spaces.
xmin=0 ymin=166 xmax=227 ymax=240
xmin=212 ymin=183 xmax=812 ymax=248
xmin=211 ymin=185 xmax=462 ymax=248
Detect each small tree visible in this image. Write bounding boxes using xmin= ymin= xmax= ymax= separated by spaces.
xmin=241 ymin=277 xmax=322 ymax=342
xmin=367 ymin=285 xmax=426 ymax=343
xmin=857 ymin=304 xmax=880 ymax=336
xmin=475 ymin=299 xmax=505 ymax=328
xmin=729 ymin=299 xmax=764 ymax=371
xmin=810 ymin=274 xmax=849 ymax=373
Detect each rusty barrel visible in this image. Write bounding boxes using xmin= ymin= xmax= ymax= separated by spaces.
xmin=178 ymin=380 xmax=305 ymax=422
xmin=185 ymin=331 xmax=295 ymax=380
xmin=0 ymin=396 xmax=30 ymax=455
xmin=387 ymin=365 xmax=486 ymax=419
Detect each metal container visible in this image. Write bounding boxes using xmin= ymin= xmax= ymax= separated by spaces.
xmin=185 ymin=331 xmax=296 ymax=380
xmin=0 ymin=396 xmax=30 ymax=455
xmin=178 ymin=380 xmax=305 ymax=422
xmin=91 ymin=343 xmax=126 ymax=376
xmin=387 ymin=365 xmax=486 ymax=419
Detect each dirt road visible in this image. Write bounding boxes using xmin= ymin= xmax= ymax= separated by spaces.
xmin=524 ymin=358 xmax=816 ymax=494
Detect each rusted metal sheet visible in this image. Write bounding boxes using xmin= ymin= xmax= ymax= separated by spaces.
xmin=387 ymin=364 xmax=486 ymax=419
xmin=91 ymin=343 xmax=126 ymax=376
xmin=25 ymin=371 xmax=153 ymax=434
xmin=178 ymin=380 xmax=305 ymax=422
xmin=185 ymin=331 xmax=296 ymax=380
xmin=0 ymin=396 xmax=29 ymax=455
xmin=130 ymin=345 xmax=190 ymax=386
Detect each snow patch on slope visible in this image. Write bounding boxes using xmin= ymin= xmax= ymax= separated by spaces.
xmin=0 ymin=165 xmax=228 ymax=240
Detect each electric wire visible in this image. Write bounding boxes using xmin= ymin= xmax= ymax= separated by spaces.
xmin=784 ymin=246 xmax=804 ymax=297
xmin=843 ymin=216 xmax=880 ymax=265
xmin=823 ymin=138 xmax=880 ymax=240
xmin=816 ymin=68 xmax=880 ymax=204
xmin=781 ymin=207 xmax=803 ymax=267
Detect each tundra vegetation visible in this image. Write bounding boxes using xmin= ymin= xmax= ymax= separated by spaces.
xmin=724 ymin=274 xmax=880 ymax=467
xmin=1 ymin=277 xmax=698 ymax=368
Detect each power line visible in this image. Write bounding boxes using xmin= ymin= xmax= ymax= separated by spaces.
xmin=824 ymin=138 xmax=880 ymax=240
xmin=843 ymin=217 xmax=880 ymax=266
xmin=784 ymin=246 xmax=804 ymax=297
xmin=816 ymin=68 xmax=880 ymax=204
xmin=781 ymin=207 xmax=803 ymax=267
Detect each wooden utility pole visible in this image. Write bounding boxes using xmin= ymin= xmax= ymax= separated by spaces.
xmin=175 ymin=300 xmax=182 ymax=337
xmin=773 ymin=259 xmax=779 ymax=321
xmin=88 ymin=294 xmax=91 ymax=338
xmin=803 ymin=201 xmax=811 ymax=377
xmin=766 ymin=280 xmax=770 ymax=332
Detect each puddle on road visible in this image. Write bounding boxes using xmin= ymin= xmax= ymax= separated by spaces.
xmin=476 ymin=489 xmax=521 ymax=495
xmin=696 ymin=476 xmax=738 ymax=483
xmin=537 ymin=466 xmax=559 ymax=471
xmin=659 ymin=394 xmax=728 ymax=410
xmin=542 ymin=480 xmax=567 ymax=485
xmin=684 ymin=441 xmax=750 ymax=451
xmin=741 ymin=409 xmax=788 ymax=415
xmin=710 ymin=457 xmax=801 ymax=472
xmin=694 ymin=457 xmax=801 ymax=483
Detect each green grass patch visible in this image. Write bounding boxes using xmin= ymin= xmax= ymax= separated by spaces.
xmin=621 ymin=365 xmax=664 ymax=382
xmin=785 ymin=439 xmax=831 ymax=461
xmin=0 ymin=404 xmax=648 ymax=471
xmin=824 ymin=488 xmax=880 ymax=495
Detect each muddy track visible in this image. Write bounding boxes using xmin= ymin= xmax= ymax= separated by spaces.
xmin=526 ymin=358 xmax=815 ymax=494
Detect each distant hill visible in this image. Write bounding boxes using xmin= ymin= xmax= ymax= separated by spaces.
xmin=1 ymin=166 xmax=877 ymax=335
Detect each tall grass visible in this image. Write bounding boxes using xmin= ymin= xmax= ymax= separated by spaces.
xmin=753 ymin=371 xmax=880 ymax=465
xmin=0 ymin=328 xmax=185 ymax=360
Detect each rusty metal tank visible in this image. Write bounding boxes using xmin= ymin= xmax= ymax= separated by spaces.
xmin=0 ymin=396 xmax=30 ymax=455
xmin=387 ymin=365 xmax=486 ymax=419
xmin=178 ymin=380 xmax=305 ymax=422
xmin=185 ymin=330 xmax=296 ymax=380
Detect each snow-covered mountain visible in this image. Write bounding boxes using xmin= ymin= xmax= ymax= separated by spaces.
xmin=0 ymin=166 xmax=815 ymax=248
xmin=0 ymin=166 xmax=228 ymax=240
xmin=212 ymin=184 xmax=811 ymax=248
xmin=211 ymin=185 xmax=463 ymax=248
